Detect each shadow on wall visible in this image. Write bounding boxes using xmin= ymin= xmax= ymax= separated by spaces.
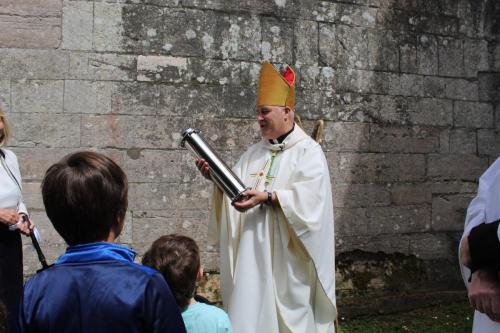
xmin=332 ymin=0 xmax=499 ymax=316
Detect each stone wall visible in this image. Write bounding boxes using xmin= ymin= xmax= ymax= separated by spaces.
xmin=0 ymin=0 xmax=499 ymax=315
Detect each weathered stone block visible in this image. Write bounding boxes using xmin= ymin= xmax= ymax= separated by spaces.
xmin=110 ymin=82 xmax=159 ymax=116
xmin=320 ymin=25 xmax=369 ymax=69
xmin=21 ymin=182 xmax=43 ymax=211
xmin=187 ymin=59 xmax=242 ymax=86
xmin=422 ymin=76 xmax=446 ymax=98
xmin=337 ymin=153 xmax=426 ymax=183
xmin=390 ymin=183 xmax=431 ymax=205
xmin=399 ymin=74 xmax=424 ymax=97
xmin=136 ymin=55 xmax=188 ymax=83
xmin=294 ymin=20 xmax=318 ymax=65
xmin=12 ymin=80 xmax=64 ymax=114
xmin=336 ymin=234 xmax=411 ymax=256
xmin=369 ymin=124 xmax=440 ymax=153
xmin=463 ymin=39 xmax=489 ymax=78
xmin=478 ymin=73 xmax=500 ymax=102
xmin=179 ymin=0 xmax=226 ymax=10
xmin=337 ymin=3 xmax=377 ymax=27
xmin=131 ymin=210 xmax=210 ymax=255
xmin=8 ymin=113 xmax=81 ymax=148
xmin=427 ymin=180 xmax=477 ymax=195
xmin=62 ymin=1 xmax=93 ymax=51
xmin=0 ymin=80 xmax=10 ymax=109
xmin=298 ymin=87 xmax=337 ymax=121
xmin=372 ymin=95 xmax=410 ymax=124
xmin=399 ymin=33 xmax=417 ymax=73
xmin=367 ymin=30 xmax=399 ymax=71
xmin=124 ymin=149 xmax=200 ymax=184
xmin=334 ymin=184 xmax=390 ymax=208
xmin=64 ymin=80 xmax=113 ymax=114
xmin=221 ymin=85 xmax=257 ymax=119
xmin=427 ymin=154 xmax=488 ymax=181
xmin=335 ymin=207 xmax=368 ymax=236
xmin=218 ymin=14 xmax=262 ymax=61
xmin=334 ymin=93 xmax=380 ymax=123
xmin=313 ymin=1 xmax=338 ymax=22
xmin=128 ymin=183 xmax=210 ymax=211
xmin=439 ymin=128 xmax=450 ymax=153
xmin=323 ymin=122 xmax=369 ymax=152
xmin=0 ymin=49 xmax=69 ymax=80
xmin=454 ymin=101 xmax=494 ymax=128
xmin=14 ymin=147 xmax=84 ymax=181
xmin=408 ymin=98 xmax=453 ymax=126
xmin=366 ymin=204 xmax=431 ymax=234
xmin=478 ymin=129 xmax=500 ymax=157
xmin=438 ymin=37 xmax=464 ymax=77
xmin=0 ymin=0 xmax=62 ymax=49
xmin=157 ymin=84 xmax=222 ymax=117
xmin=67 ymin=52 xmax=136 ymax=81
xmin=444 ymin=78 xmax=478 ymax=101
xmin=409 ymin=232 xmax=457 ymax=260
xmin=94 ymin=2 xmax=125 ymax=52
xmin=417 ymin=34 xmax=438 ymax=75
xmin=261 ymin=16 xmax=293 ymax=63
xmin=432 ymin=194 xmax=474 ymax=231
xmin=449 ymin=129 xmax=476 ymax=154
xmin=81 ymin=116 xmax=259 ymax=151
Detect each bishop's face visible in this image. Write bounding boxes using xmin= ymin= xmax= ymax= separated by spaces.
xmin=256 ymin=105 xmax=290 ymax=140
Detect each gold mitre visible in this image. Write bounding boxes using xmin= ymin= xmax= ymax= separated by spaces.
xmin=257 ymin=62 xmax=295 ymax=108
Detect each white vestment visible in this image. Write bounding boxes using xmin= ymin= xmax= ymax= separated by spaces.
xmin=209 ymin=126 xmax=336 ymax=333
xmin=460 ymin=157 xmax=500 ymax=332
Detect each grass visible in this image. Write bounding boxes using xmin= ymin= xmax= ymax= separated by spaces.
xmin=339 ymin=301 xmax=474 ymax=333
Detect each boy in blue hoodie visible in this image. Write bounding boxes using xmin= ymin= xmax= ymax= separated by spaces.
xmin=18 ymin=151 xmax=185 ymax=333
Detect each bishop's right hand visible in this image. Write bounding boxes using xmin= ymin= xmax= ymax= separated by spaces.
xmin=195 ymin=158 xmax=211 ymax=181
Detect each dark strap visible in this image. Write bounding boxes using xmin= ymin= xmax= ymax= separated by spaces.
xmin=468 ymin=219 xmax=500 ymax=275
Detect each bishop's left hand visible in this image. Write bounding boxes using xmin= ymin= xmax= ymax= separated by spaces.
xmin=232 ymin=189 xmax=267 ymax=212
xmin=469 ymin=269 xmax=500 ymax=322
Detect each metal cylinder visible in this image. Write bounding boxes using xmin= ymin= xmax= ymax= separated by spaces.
xmin=181 ymin=128 xmax=248 ymax=203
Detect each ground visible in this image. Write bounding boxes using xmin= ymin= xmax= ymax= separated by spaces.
xmin=341 ymin=301 xmax=473 ymax=333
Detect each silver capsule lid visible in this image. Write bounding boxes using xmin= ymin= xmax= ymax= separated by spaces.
xmin=180 ymin=128 xmax=199 ymax=147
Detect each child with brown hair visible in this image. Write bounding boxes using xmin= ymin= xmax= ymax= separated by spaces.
xmin=143 ymin=234 xmax=232 ymax=333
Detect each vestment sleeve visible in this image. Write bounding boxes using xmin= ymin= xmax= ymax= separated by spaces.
xmin=143 ymin=273 xmax=186 ymax=333
xmin=274 ymin=144 xmax=332 ymax=236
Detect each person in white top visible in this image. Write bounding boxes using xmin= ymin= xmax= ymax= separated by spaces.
xmin=459 ymin=157 xmax=500 ymax=332
xmin=196 ymin=62 xmax=336 ymax=333
xmin=0 ymin=107 xmax=33 ymax=332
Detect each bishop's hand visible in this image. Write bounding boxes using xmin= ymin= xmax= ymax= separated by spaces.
xmin=232 ymin=189 xmax=268 ymax=212
xmin=195 ymin=158 xmax=211 ymax=181
xmin=469 ymin=269 xmax=500 ymax=322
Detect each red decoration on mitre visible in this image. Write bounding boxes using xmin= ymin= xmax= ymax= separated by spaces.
xmin=283 ymin=66 xmax=295 ymax=86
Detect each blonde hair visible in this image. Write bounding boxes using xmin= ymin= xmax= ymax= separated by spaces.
xmin=0 ymin=107 xmax=10 ymax=147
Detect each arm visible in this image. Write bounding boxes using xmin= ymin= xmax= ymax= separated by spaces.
xmin=0 ymin=208 xmax=19 ymax=226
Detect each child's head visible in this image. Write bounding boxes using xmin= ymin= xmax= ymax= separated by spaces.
xmin=142 ymin=234 xmax=201 ymax=310
xmin=41 ymin=151 xmax=128 ymax=246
